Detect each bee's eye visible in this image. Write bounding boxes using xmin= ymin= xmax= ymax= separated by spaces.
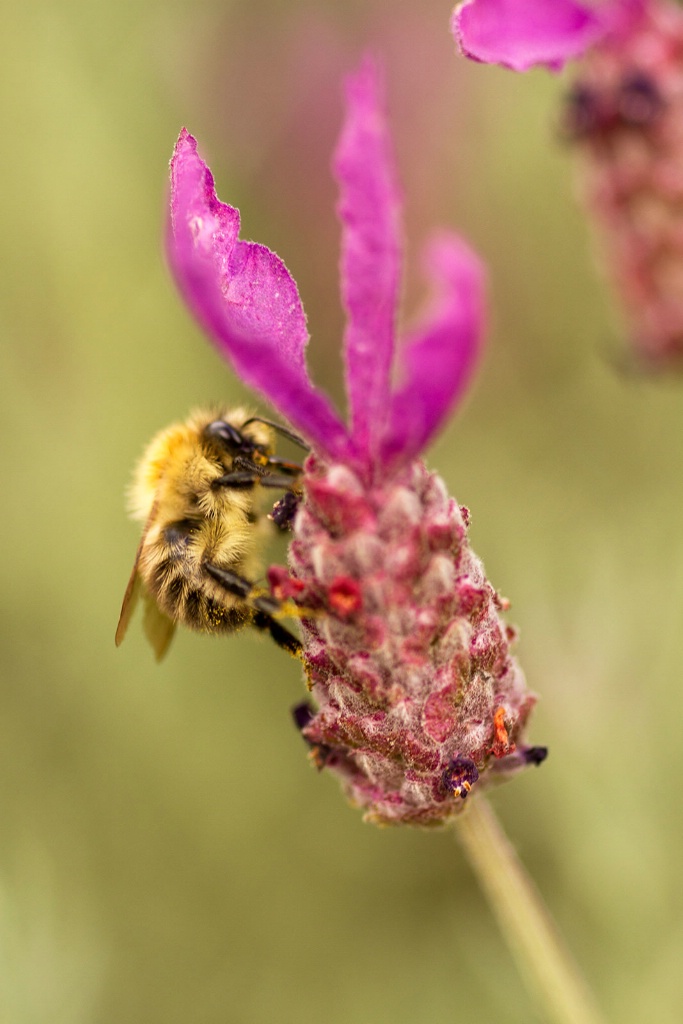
xmin=204 ymin=420 xmax=246 ymax=450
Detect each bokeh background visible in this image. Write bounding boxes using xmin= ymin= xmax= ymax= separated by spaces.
xmin=2 ymin=1 xmax=683 ymax=1021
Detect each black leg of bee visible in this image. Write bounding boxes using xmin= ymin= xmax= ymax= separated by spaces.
xmin=231 ymin=455 xmax=267 ymax=475
xmin=261 ymin=455 xmax=303 ymax=476
xmin=258 ymin=474 xmax=303 ymax=491
xmin=212 ymin=472 xmax=300 ymax=491
xmin=204 ymin=563 xmax=302 ymax=656
xmin=230 ymin=453 xmax=302 ymax=477
xmin=252 ymin=610 xmax=302 ymax=656
xmin=205 ymin=563 xmax=268 ymax=602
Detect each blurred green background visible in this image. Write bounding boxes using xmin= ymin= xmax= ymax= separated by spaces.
xmin=2 ymin=1 xmax=683 ymax=1021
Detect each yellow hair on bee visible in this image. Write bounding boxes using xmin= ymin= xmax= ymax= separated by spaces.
xmin=127 ymin=406 xmax=270 ymax=521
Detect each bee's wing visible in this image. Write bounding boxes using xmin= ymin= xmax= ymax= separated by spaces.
xmin=115 ymin=560 xmax=143 ymax=648
xmin=115 ymin=500 xmax=170 ymax=656
xmin=115 ymin=557 xmax=176 ymax=661
xmin=142 ymin=593 xmax=176 ymax=662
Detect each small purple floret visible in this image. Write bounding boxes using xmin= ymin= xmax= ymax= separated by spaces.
xmin=524 ymin=746 xmax=549 ymax=766
xmin=269 ymin=490 xmax=301 ymax=532
xmin=443 ymin=756 xmax=480 ymax=799
xmin=292 ymin=701 xmax=315 ymax=733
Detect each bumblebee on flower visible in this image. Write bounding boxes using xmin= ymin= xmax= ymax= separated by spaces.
xmin=166 ymin=56 xmax=546 ymax=826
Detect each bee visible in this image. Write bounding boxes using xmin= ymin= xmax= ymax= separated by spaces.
xmin=115 ymin=406 xmax=306 ymax=661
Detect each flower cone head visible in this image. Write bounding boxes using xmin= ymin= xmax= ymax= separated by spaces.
xmin=289 ymin=457 xmax=540 ymax=826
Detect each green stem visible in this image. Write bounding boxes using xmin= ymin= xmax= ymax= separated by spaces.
xmin=456 ymin=797 xmax=607 ymax=1024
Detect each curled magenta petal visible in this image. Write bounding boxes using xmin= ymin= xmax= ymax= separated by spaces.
xmin=380 ymin=233 xmax=486 ymax=470
xmin=452 ymin=0 xmax=605 ymax=72
xmin=168 ymin=129 xmax=351 ymax=463
xmin=333 ymin=57 xmax=403 ymax=465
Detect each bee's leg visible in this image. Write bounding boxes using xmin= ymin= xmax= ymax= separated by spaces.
xmin=261 ymin=455 xmax=303 ymax=476
xmin=212 ymin=471 xmax=297 ymax=491
xmin=231 ymin=455 xmax=267 ymax=475
xmin=204 ymin=564 xmax=302 ymax=657
xmin=252 ymin=610 xmax=303 ymax=657
xmin=214 ymin=464 xmax=302 ymax=530
xmin=204 ymin=563 xmax=278 ymax=611
xmin=230 ymin=454 xmax=302 ymax=477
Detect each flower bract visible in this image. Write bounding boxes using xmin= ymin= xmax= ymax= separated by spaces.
xmin=169 ymin=58 xmax=484 ymax=482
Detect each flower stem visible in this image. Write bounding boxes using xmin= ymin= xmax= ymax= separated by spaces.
xmin=456 ymin=797 xmax=607 ymax=1024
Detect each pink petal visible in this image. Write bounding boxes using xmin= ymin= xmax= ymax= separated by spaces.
xmin=380 ymin=233 xmax=486 ymax=470
xmin=452 ymin=0 xmax=605 ymax=72
xmin=168 ymin=128 xmax=351 ymax=462
xmin=333 ymin=57 xmax=403 ymax=464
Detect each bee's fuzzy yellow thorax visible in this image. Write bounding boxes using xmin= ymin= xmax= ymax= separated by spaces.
xmin=127 ymin=406 xmax=274 ymax=523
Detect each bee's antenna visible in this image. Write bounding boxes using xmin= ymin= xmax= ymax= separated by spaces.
xmin=240 ymin=416 xmax=309 ymax=451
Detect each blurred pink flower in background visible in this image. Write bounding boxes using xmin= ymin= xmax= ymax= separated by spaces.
xmin=452 ymin=0 xmax=629 ymax=72
xmin=454 ymin=0 xmax=683 ymax=369
xmin=168 ymin=57 xmax=545 ymax=826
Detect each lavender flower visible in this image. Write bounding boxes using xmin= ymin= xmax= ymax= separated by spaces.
xmin=453 ymin=0 xmax=683 ymax=369
xmin=168 ymin=58 xmax=544 ymax=826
